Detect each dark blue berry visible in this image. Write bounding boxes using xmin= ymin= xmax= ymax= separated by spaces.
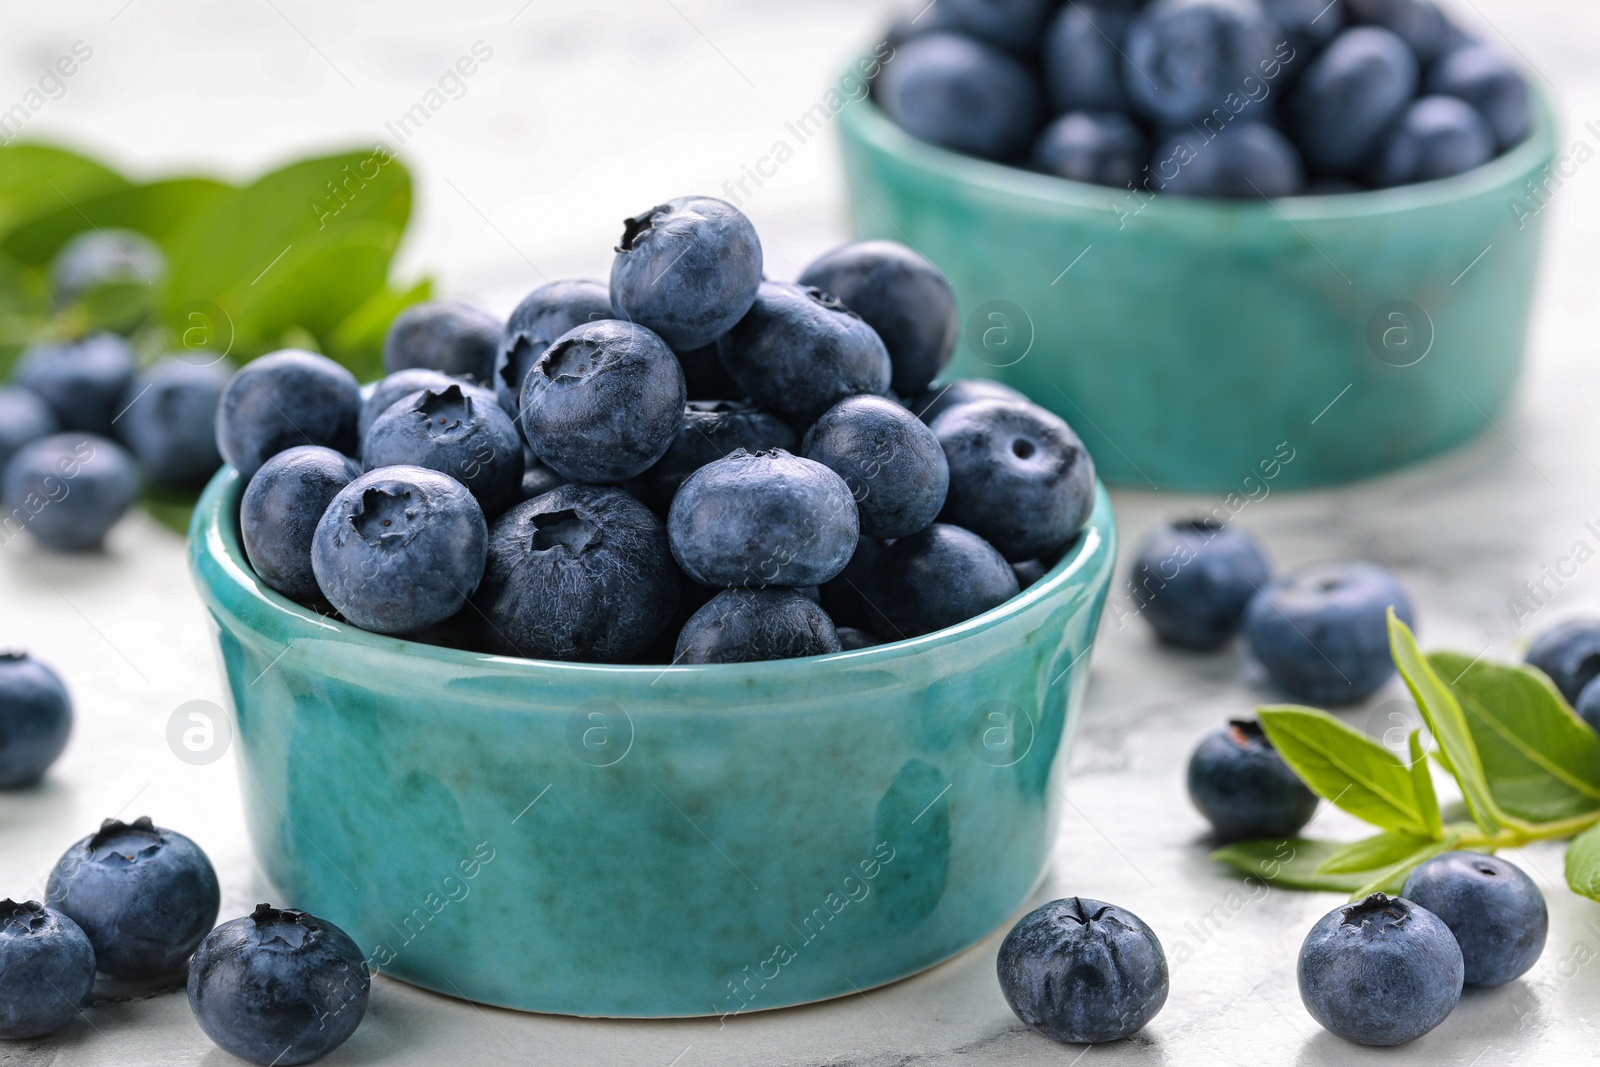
xmin=1427 ymin=42 xmax=1532 ymax=150
xmin=1 ymin=433 xmax=141 ymax=552
xmin=1124 ymin=0 xmax=1279 ymax=126
xmin=627 ymin=401 xmax=797 ymax=516
xmin=837 ymin=626 xmax=881 ymax=650
xmin=0 ymin=385 xmax=58 ymax=474
xmin=1043 ymin=3 xmax=1134 ymax=114
xmin=519 ymin=458 xmax=566 ymax=501
xmin=877 ymin=33 xmax=1041 ymax=160
xmin=117 ymin=358 xmax=229 ymax=487
xmin=0 ymin=900 xmax=95 ymax=1039
xmin=862 ymin=524 xmax=1019 ymax=638
xmin=1344 ymin=0 xmax=1450 ymax=64
xmin=188 ymin=904 xmax=369 ymax=1066
xmin=311 ymin=466 xmax=487 ymax=635
xmin=1369 ymin=95 xmax=1493 ymax=187
xmin=13 ymin=333 xmax=136 ymax=436
xmin=803 ymin=395 xmax=948 ymax=539
xmin=938 ymin=0 xmax=1057 ymax=54
xmin=818 ymin=535 xmax=886 ymax=631
xmin=674 ymin=588 xmax=841 ymax=664
xmin=998 ymin=897 xmax=1169 ymax=1044
xmin=1526 ymin=619 xmax=1600 ymax=705
xmin=382 ymin=299 xmax=500 ymax=384
xmin=1289 ymin=27 xmax=1419 ymax=176
xmin=363 ymin=383 xmax=524 ymax=517
xmin=1402 ymin=851 xmax=1547 ymax=986
xmin=1187 ymin=719 xmax=1319 ymax=838
xmin=1033 ymin=111 xmax=1147 ymax=188
xmin=241 ymin=446 xmax=362 ymax=604
xmin=1262 ymin=0 xmax=1347 ymax=57
xmin=676 ymin=341 xmax=743 ymax=402
xmin=47 ymin=816 xmax=221 ymax=980
xmin=495 ymin=279 xmax=613 ymax=416
xmin=1298 ymin=893 xmax=1463 ymax=1046
xmin=1131 ymin=519 xmax=1272 ymax=649
xmin=519 ymin=320 xmax=686 ymax=484
xmin=1156 ymin=121 xmax=1306 ymax=198
xmin=215 ymin=351 xmax=361 ymax=480
xmin=358 ymin=368 xmax=461 ymax=439
xmin=0 ymin=651 xmax=72 ymax=788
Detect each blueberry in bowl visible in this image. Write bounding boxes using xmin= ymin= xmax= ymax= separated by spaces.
xmin=363 ymin=383 xmax=525 ymax=518
xmin=215 ymin=350 xmax=361 ymax=480
xmin=382 ymin=299 xmax=501 ymax=384
xmin=494 ymin=279 xmax=614 ymax=417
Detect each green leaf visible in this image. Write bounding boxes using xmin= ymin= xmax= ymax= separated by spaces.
xmin=1258 ymin=705 xmax=1441 ymax=836
xmin=1409 ymin=730 xmax=1443 ymax=838
xmin=0 ymin=176 xmax=233 ymax=265
xmin=1566 ymin=823 xmax=1600 ymax=901
xmin=1348 ymin=835 xmax=1460 ymax=901
xmin=1315 ymin=831 xmax=1436 ymax=875
xmin=1430 ymin=651 xmax=1600 ymax=823
xmin=1389 ymin=612 xmax=1505 ymax=834
xmin=0 ymin=143 xmax=128 ymax=236
xmin=1210 ymin=839 xmax=1372 ymax=893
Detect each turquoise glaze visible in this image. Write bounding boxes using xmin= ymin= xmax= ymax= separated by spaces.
xmin=837 ymin=88 xmax=1557 ymax=490
xmin=187 ymin=468 xmax=1116 ymax=1017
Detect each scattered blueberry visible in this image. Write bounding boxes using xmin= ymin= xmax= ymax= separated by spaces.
xmin=1244 ymin=560 xmax=1415 ymax=704
xmin=472 ymin=484 xmax=680 ymax=662
xmin=1131 ymin=519 xmax=1272 ymax=650
xmin=1402 ymin=851 xmax=1547 ymax=986
xmin=1042 ymin=3 xmax=1133 ymax=114
xmin=519 ymin=319 xmax=686 ymax=484
xmin=0 ymin=385 xmax=59 ymax=475
xmin=382 ymin=299 xmax=500 ymax=384
xmin=363 ymin=383 xmax=524 ymax=517
xmin=1427 ymin=42 xmax=1532 ymax=150
xmin=188 ymin=903 xmax=369 ymax=1066
xmin=1344 ymin=0 xmax=1450 ymax=64
xmin=1298 ymin=892 xmax=1463 ymax=1046
xmin=47 ymin=816 xmax=221 ymax=980
xmin=803 ymin=395 xmax=948 ymax=539
xmin=1157 ymin=121 xmax=1307 ymax=198
xmin=0 ymin=900 xmax=95 ymax=1039
xmin=1525 ymin=618 xmax=1600 ymax=705
xmin=117 ymin=358 xmax=230 ymax=487
xmin=311 ymin=466 xmax=487 ymax=635
xmin=876 ymin=33 xmax=1041 ymax=160
xmin=1124 ymin=0 xmax=1279 ymax=126
xmin=1187 ymin=719 xmax=1319 ymax=839
xmin=797 ymin=241 xmax=957 ymax=397
xmin=1033 ymin=111 xmax=1147 ymax=188
xmin=215 ymin=350 xmax=361 ymax=480
xmin=1 ymin=433 xmax=141 ymax=552
xmin=609 ymin=196 xmax=763 ymax=351
xmin=998 ymin=897 xmax=1169 ymax=1044
xmin=862 ymin=523 xmax=1019 ymax=638
xmin=13 ymin=333 xmax=136 ymax=436
xmin=669 ymin=449 xmax=858 ymax=589
xmin=1289 ymin=27 xmax=1419 ymax=176
xmin=627 ymin=401 xmax=797 ymax=516
xmin=358 ymin=368 xmax=462 ymax=439
xmin=674 ymin=588 xmax=842 ymax=664
xmin=1369 ymin=95 xmax=1494 ymax=187
xmin=240 ymin=446 xmax=362 ymax=604
xmin=0 ymin=651 xmax=72 ymax=788
xmin=911 ymin=377 xmax=1028 ymax=426
xmin=495 ymin=279 xmax=614 ymax=416
xmin=933 ymin=399 xmax=1096 ymax=562
xmin=50 ymin=228 xmax=166 ymax=308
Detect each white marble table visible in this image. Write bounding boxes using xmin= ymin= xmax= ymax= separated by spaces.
xmin=5 ymin=1 xmax=1600 ymax=1063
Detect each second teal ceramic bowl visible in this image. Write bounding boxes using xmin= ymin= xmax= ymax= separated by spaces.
xmin=188 ymin=468 xmax=1116 ymax=1017
xmin=837 ymin=88 xmax=1557 ymax=491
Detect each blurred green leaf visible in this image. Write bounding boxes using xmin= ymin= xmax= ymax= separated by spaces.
xmin=0 ymin=143 xmax=128 ymax=236
xmin=327 ymin=276 xmax=432 ymax=383
xmin=0 ymin=176 xmax=232 ymax=265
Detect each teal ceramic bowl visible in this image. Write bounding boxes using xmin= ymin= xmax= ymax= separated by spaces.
xmin=187 ymin=468 xmax=1116 ymax=1018
xmin=837 ymin=88 xmax=1557 ymax=491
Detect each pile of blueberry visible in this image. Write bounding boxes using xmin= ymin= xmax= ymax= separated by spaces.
xmin=0 ymin=816 xmax=368 ymax=1064
xmin=226 ymin=195 xmax=1098 ymax=664
xmin=874 ymin=0 xmax=1532 ymax=197
xmin=1129 ymin=518 xmax=1416 ymax=703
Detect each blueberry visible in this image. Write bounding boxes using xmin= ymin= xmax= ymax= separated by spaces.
xmin=911 ymin=377 xmax=1028 ymax=426
xmin=609 ymin=196 xmax=763 ymax=351
xmin=1013 ymin=558 xmax=1050 ymax=589
xmin=1187 ymin=719 xmax=1319 ymax=838
xmin=803 ymin=395 xmax=948 ymax=539
xmin=1131 ymin=519 xmax=1272 ymax=649
xmin=520 ymin=458 xmax=568 ymax=501
xmin=0 ymin=385 xmax=59 ymax=475
xmin=1033 ymin=111 xmax=1148 ymax=188
xmin=674 ymin=588 xmax=842 ymax=664
xmin=1262 ymin=0 xmax=1347 ymax=57
xmin=938 ymin=0 xmax=1057 ymax=55
xmin=837 ymin=626 xmax=881 ymax=650
xmin=188 ymin=903 xmax=369 ymax=1066
xmin=998 ymin=897 xmax=1169 ymax=1045
xmin=876 ymin=33 xmax=1041 ymax=160
xmin=1402 ymin=852 xmax=1547 ymax=986
xmin=46 ymin=816 xmax=221 ymax=980
xmin=117 ymin=358 xmax=230 ymax=487
xmin=241 ymin=446 xmax=362 ymax=604
xmin=1344 ymin=0 xmax=1449 ymax=64
xmin=495 ymin=279 xmax=614 ymax=415
xmin=1244 ymin=561 xmax=1415 ymax=704
xmin=1526 ymin=618 xmax=1600 ymax=705
xmin=717 ymin=282 xmax=892 ymax=426
xmin=0 ymin=651 xmax=72 ymax=788
xmin=627 ymin=401 xmax=797 ymax=516
xmin=382 ymin=299 xmax=500 ymax=384
xmin=1298 ymin=892 xmax=1463 ymax=1046
xmin=363 ymin=383 xmax=524 ymax=517
xmin=0 ymin=900 xmax=95 ymax=1039
xmin=50 ymin=228 xmax=166 ymax=308
xmin=1427 ymin=43 xmax=1532 ymax=150
xmin=818 ymin=535 xmax=886 ymax=630
xmin=312 ymin=466 xmax=487 ymax=635
xmin=1 ymin=433 xmax=141 ymax=552
xmin=1124 ymin=0 xmax=1279 ymax=126
xmin=1155 ymin=121 xmax=1306 ymax=198
xmin=862 ymin=524 xmax=1019 ymax=638
xmin=1043 ymin=4 xmax=1134 ymax=114
xmin=215 ymin=351 xmax=361 ymax=480
xmin=520 ymin=319 xmax=686 ymax=484
xmin=676 ymin=341 xmax=743 ymax=402
xmin=668 ymin=449 xmax=859 ymax=589
xmin=1369 ymin=95 xmax=1494 ymax=187
xmin=933 ymin=399 xmax=1096 ymax=562
xmin=13 ymin=333 xmax=136 ymax=436
xmin=1288 ymin=27 xmax=1419 ymax=176
xmin=472 ymin=484 xmax=680 ymax=662
xmin=358 ymin=368 xmax=462 ymax=439
xmin=1578 ymin=677 xmax=1600 ymax=734
xmin=797 ymin=241 xmax=957 ymax=398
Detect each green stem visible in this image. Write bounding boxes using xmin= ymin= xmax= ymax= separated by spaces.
xmin=1454 ymin=810 xmax=1600 ymax=851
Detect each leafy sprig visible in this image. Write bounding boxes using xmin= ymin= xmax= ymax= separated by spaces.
xmin=1213 ymin=611 xmax=1600 ymax=901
